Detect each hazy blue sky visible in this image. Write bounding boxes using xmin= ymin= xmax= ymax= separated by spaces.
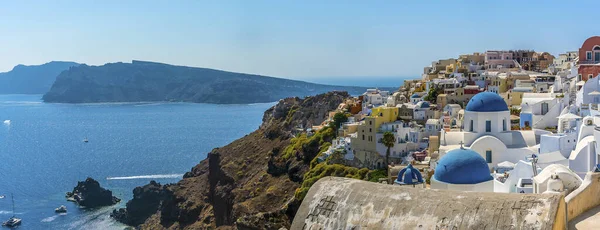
xmin=1 ymin=1 xmax=599 ymax=78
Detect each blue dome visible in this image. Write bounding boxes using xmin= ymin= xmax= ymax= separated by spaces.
xmin=434 ymin=148 xmax=492 ymax=184
xmin=416 ymin=101 xmax=430 ymax=108
xmin=411 ymin=94 xmax=420 ymax=98
xmin=465 ymin=92 xmax=508 ymax=112
xmin=394 ymin=164 xmax=423 ymax=185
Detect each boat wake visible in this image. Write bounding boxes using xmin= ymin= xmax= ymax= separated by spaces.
xmin=0 ymin=210 xmax=23 ymax=215
xmin=41 ymin=215 xmax=59 ymax=222
xmin=106 ymin=174 xmax=183 ymax=180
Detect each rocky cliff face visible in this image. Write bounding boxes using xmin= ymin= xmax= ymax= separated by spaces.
xmin=110 ymin=181 xmax=173 ymax=226
xmin=113 ymin=91 xmax=350 ymax=229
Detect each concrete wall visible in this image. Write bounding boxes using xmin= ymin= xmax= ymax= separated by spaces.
xmin=291 ymin=177 xmax=564 ymax=230
xmin=566 ymin=172 xmax=600 ymax=222
xmin=430 ymin=177 xmax=493 ymax=192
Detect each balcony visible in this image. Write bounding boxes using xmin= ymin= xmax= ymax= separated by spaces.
xmin=580 ymin=60 xmax=600 ymax=65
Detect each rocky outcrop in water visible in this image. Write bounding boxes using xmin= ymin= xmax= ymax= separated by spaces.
xmin=114 ymin=91 xmax=349 ymax=229
xmin=66 ymin=177 xmax=120 ymax=208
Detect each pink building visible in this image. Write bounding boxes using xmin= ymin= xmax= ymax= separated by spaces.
xmin=485 ymin=51 xmax=515 ymax=69
xmin=578 ymin=36 xmax=600 ymax=81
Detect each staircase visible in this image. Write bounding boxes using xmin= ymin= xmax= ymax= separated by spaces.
xmin=532 ymin=101 xmax=561 ymax=129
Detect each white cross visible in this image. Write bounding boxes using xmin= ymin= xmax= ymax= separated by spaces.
xmin=459 ymin=141 xmax=464 ymax=149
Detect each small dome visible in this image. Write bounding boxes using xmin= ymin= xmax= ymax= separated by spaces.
xmin=416 ymin=101 xmax=430 ymax=108
xmin=465 ymin=92 xmax=508 ymax=112
xmin=434 ymin=148 xmax=492 ymax=184
xmin=411 ymin=94 xmax=420 ymax=98
xmin=394 ymin=164 xmax=423 ymax=185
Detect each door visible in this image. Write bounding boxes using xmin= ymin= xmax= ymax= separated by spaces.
xmin=541 ymin=103 xmax=548 ymax=115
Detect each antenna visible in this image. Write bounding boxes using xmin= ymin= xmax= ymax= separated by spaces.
xmin=11 ymin=193 xmax=15 ymax=218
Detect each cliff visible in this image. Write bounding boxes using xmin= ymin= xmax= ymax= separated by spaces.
xmin=112 ymin=91 xmax=353 ymax=229
xmin=0 ymin=61 xmax=79 ymax=94
xmin=42 ymin=60 xmax=393 ymax=104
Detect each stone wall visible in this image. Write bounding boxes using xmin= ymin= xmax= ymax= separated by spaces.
xmin=565 ymin=171 xmax=600 ymax=221
xmin=291 ymin=177 xmax=564 ymax=230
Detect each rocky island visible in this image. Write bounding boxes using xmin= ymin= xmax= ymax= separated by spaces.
xmin=66 ymin=177 xmax=121 ymax=208
xmin=42 ymin=60 xmax=394 ymax=104
xmin=110 ymin=91 xmax=384 ymax=229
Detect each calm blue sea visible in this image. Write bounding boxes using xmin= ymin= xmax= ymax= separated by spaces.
xmin=0 ymin=95 xmax=274 ymax=229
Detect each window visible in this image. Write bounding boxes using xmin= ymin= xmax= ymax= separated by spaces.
xmin=486 ymin=150 xmax=492 ymax=163
xmin=369 ymin=128 xmax=372 ymax=132
xmin=587 ymin=51 xmax=592 ymax=60
xmin=362 ymin=135 xmax=365 ymax=140
xmin=469 ymin=120 xmax=474 ymax=132
xmin=589 ymin=74 xmax=593 ymax=79
xmin=486 ymin=120 xmax=491 ymax=132
xmin=369 ymin=121 xmax=372 ymax=125
xmin=578 ymin=74 xmax=582 ymax=81
xmin=503 ymin=119 xmax=506 ymax=131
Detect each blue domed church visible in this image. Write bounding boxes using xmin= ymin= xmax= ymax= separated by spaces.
xmin=431 ymin=146 xmax=494 ymax=191
xmin=437 ymin=92 xmax=539 ymax=192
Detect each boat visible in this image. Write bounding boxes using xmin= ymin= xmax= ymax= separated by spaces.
xmin=55 ymin=205 xmax=67 ymax=213
xmin=2 ymin=194 xmax=21 ymax=227
xmin=2 ymin=217 xmax=21 ymax=227
xmin=83 ymin=137 xmax=88 ymax=143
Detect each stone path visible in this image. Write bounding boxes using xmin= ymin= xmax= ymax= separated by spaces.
xmin=569 ymin=205 xmax=600 ymax=229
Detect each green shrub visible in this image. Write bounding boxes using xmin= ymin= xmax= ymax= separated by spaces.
xmin=367 ymin=169 xmax=387 ymax=182
xmin=282 ymin=127 xmax=335 ymax=161
xmin=294 ymin=164 xmax=371 ymax=200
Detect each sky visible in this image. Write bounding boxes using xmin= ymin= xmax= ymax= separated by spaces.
xmin=1 ymin=1 xmax=600 ymax=79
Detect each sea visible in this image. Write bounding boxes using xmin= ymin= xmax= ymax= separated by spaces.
xmin=0 ymin=94 xmax=274 ymax=229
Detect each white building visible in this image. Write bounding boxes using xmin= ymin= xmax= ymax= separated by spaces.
xmin=375 ymin=121 xmax=424 ymax=159
xmin=410 ymin=93 xmax=423 ymax=104
xmin=413 ymin=101 xmax=431 ymax=120
xmin=362 ymin=89 xmax=389 ymax=111
xmin=519 ymin=93 xmax=564 ymax=129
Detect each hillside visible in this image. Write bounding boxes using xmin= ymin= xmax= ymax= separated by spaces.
xmin=110 ymin=92 xmax=383 ymax=229
xmin=0 ymin=61 xmax=79 ymax=94
xmin=42 ymin=60 xmax=393 ymax=104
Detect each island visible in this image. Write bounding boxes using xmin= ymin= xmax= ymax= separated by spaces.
xmin=0 ymin=61 xmax=79 ymax=94
xmin=42 ymin=60 xmax=395 ymax=104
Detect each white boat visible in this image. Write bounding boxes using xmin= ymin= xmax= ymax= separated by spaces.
xmin=2 ymin=217 xmax=21 ymax=227
xmin=55 ymin=205 xmax=67 ymax=213
xmin=83 ymin=137 xmax=88 ymax=143
xmin=2 ymin=194 xmax=21 ymax=227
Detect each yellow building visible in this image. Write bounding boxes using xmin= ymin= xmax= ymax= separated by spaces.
xmin=445 ymin=62 xmax=462 ymax=74
xmin=370 ymin=107 xmax=398 ymax=123
xmin=350 ymin=107 xmax=399 ymax=168
xmin=507 ymin=91 xmax=525 ymax=107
